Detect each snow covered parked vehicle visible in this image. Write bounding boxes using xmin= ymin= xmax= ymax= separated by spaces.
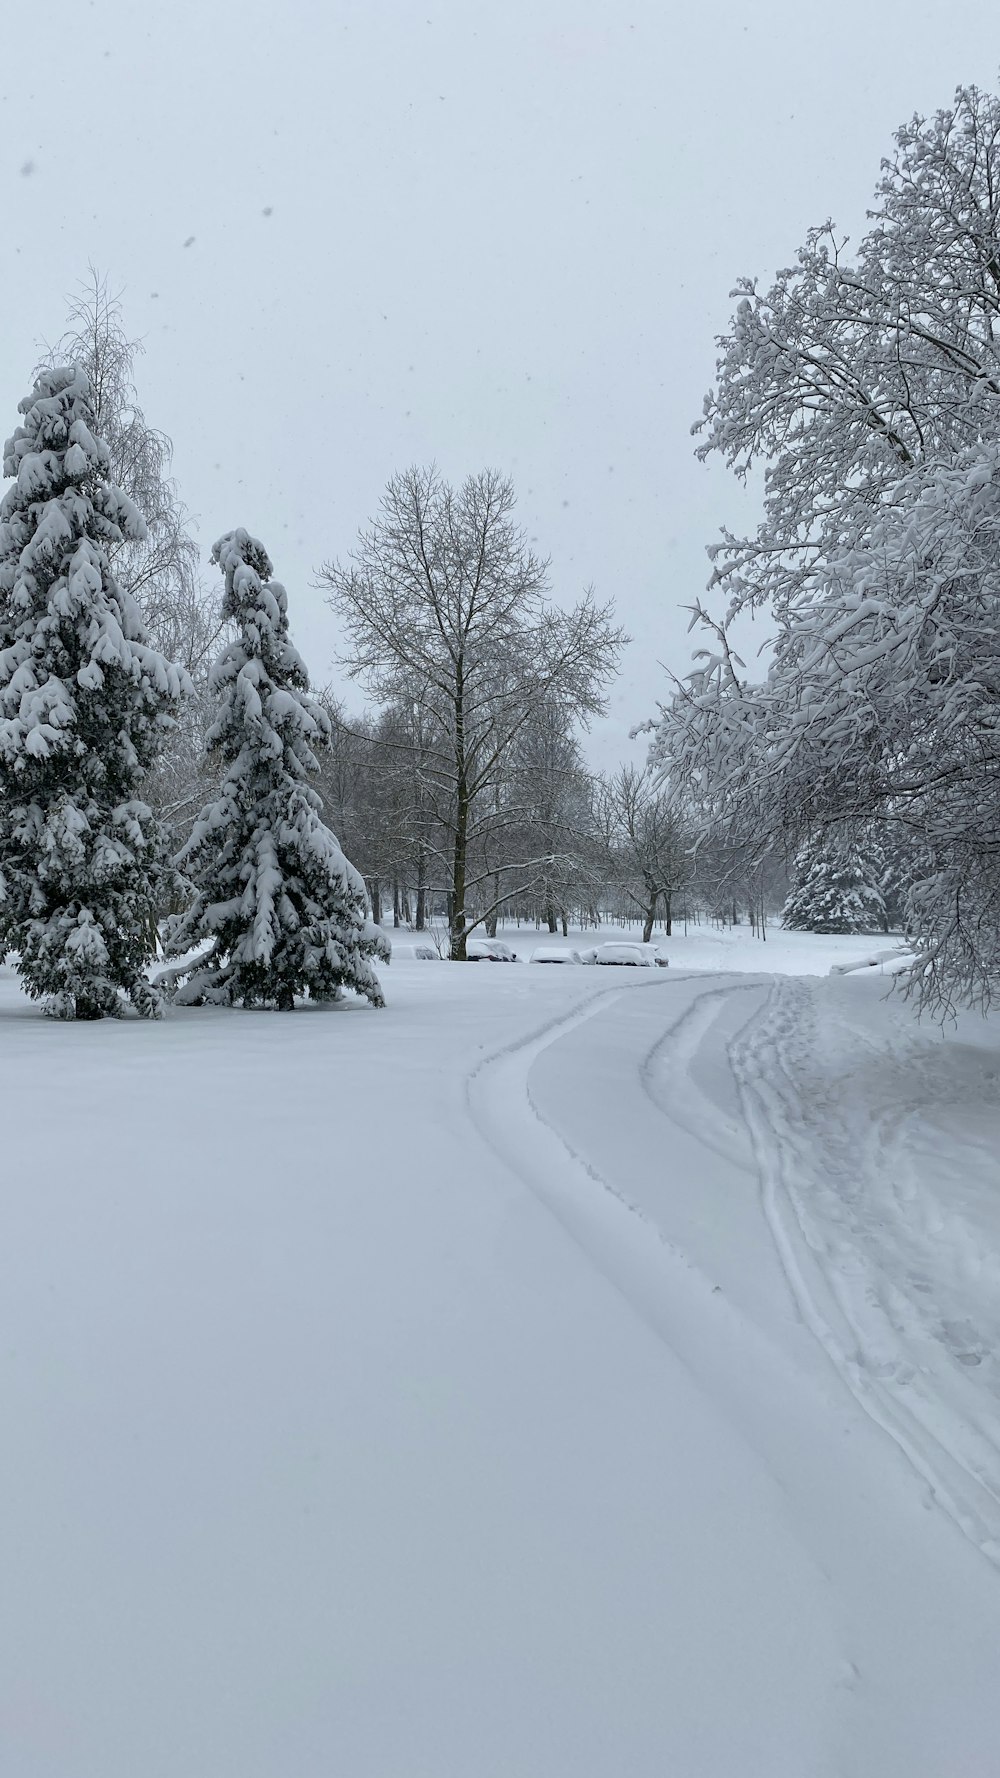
xmin=530 ymin=946 xmax=581 ymax=964
xmin=592 ymin=941 xmax=668 ymax=967
xmin=466 ymin=937 xmax=518 ymax=962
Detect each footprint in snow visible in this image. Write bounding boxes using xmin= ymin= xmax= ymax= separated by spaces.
xmin=870 ymin=1358 xmax=915 ymax=1385
xmin=940 ymin=1319 xmax=989 ymax=1366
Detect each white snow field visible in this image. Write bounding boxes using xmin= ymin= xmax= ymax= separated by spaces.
xmin=2 ymin=930 xmax=999 ymax=1777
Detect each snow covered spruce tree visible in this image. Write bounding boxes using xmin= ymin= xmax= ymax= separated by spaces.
xmin=781 ymin=838 xmax=886 ymax=935
xmin=0 ymin=365 xmax=189 ymax=1019
xmin=165 ymin=529 xmax=388 ymax=1008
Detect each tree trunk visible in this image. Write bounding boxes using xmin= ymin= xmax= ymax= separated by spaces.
xmin=449 ymin=667 xmax=469 ymax=959
xmin=561 ymin=912 xmax=568 ymax=937
xmin=663 ymin=892 xmax=672 ymax=937
xmin=450 ymin=816 xmax=468 ymax=959
xmin=393 ymin=881 xmax=402 ymax=928
xmin=545 ymin=897 xmax=558 ymax=934
xmin=369 ymin=877 xmax=382 ymax=925
xmin=415 ymin=847 xmax=427 ymax=931
xmin=485 ymin=869 xmax=502 ymax=937
xmin=642 ymin=892 xmax=657 ymax=944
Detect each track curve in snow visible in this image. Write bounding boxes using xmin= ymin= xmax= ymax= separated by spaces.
xmin=466 ymin=970 xmax=1000 ymax=1777
xmin=730 ymin=976 xmax=1000 ymax=1566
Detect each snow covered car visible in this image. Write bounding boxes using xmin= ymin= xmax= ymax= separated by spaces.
xmin=592 ymin=941 xmax=668 ymax=967
xmin=529 ymin=945 xmax=581 ymax=964
xmin=466 ymin=937 xmax=518 ymax=962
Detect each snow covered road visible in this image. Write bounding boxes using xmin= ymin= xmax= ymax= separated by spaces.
xmin=2 ymin=952 xmax=999 ymax=1775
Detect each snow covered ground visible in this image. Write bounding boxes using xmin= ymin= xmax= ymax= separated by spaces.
xmin=2 ymin=928 xmax=999 ymax=1776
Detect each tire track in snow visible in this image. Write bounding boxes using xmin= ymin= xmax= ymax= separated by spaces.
xmin=464 ymin=973 xmax=828 ymax=1427
xmin=466 ymin=976 xmax=680 ymax=1257
xmin=467 ymin=976 xmax=869 ymax=1774
xmin=638 ymin=975 xmax=764 ymax=1170
xmin=730 ymin=978 xmax=1000 ymax=1567
xmin=465 ymin=974 xmax=1000 ymax=1774
xmin=470 ymin=971 xmax=1000 ymax=1569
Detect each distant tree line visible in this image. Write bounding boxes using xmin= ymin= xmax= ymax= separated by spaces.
xmin=6 ymin=228 xmax=949 ymax=1021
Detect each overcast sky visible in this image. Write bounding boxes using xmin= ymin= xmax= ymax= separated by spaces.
xmin=3 ymin=1 xmax=997 ymax=765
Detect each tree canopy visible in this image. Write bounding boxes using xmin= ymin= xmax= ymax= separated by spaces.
xmin=655 ymin=84 xmax=1000 ymax=1012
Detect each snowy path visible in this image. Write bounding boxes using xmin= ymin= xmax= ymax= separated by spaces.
xmin=470 ymin=971 xmax=1000 ymax=1775
xmin=731 ymin=976 xmax=1000 ymax=1561
xmin=2 ymin=958 xmax=999 ymax=1774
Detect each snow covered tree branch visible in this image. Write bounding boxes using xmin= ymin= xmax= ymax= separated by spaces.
xmin=652 ymin=85 xmax=1000 ymax=1013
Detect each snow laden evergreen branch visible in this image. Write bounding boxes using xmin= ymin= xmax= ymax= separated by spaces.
xmin=38 ymin=273 xmax=222 ymax=679
xmin=782 ymin=836 xmax=887 ymax=935
xmin=0 ymin=364 xmax=190 ymax=1019
xmin=164 ymin=529 xmax=387 ymax=1008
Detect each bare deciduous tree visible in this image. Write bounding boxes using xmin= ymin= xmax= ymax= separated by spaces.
xmin=319 ymin=466 xmax=625 ymax=957
xmin=506 ymin=699 xmax=598 ymax=935
xmin=597 ymin=766 xmax=693 ymax=941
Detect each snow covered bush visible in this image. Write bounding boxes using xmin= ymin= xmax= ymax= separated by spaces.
xmin=165 ymin=528 xmax=388 ymax=1008
xmin=781 ymin=839 xmax=886 ymax=935
xmin=0 ymin=365 xmax=189 ymax=1019
xmin=653 ymin=84 xmax=1000 ymax=1013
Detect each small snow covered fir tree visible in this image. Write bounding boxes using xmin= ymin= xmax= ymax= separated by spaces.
xmin=0 ymin=366 xmax=189 ymax=1018
xmin=781 ymin=836 xmax=886 ymax=935
xmin=165 ymin=528 xmax=388 ymax=1008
